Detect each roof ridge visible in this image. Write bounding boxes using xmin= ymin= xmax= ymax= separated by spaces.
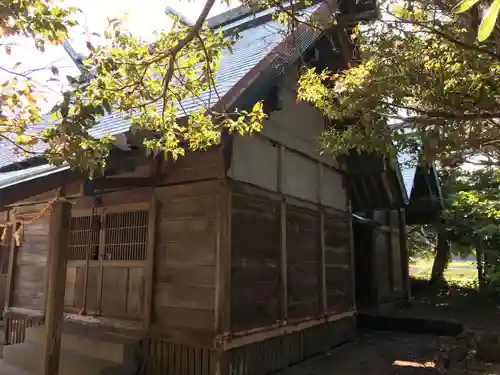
xmin=207 ymin=5 xmax=255 ymax=29
xmin=207 ymin=0 xmax=324 ymax=31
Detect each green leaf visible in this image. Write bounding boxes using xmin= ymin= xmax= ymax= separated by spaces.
xmin=478 ymin=0 xmax=500 ymax=41
xmin=452 ymin=0 xmax=481 ymax=13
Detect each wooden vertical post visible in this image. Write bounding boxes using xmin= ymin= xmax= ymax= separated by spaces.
xmin=215 ymin=182 xmax=232 ymax=334
xmin=4 ymin=211 xmax=16 ymax=312
xmin=280 ymin=201 xmax=288 ymax=321
xmin=371 ymin=211 xmax=380 ymax=304
xmin=96 ymin=209 xmax=106 ymax=315
xmin=278 ymin=145 xmax=288 ymax=322
xmin=398 ymin=208 xmax=411 ymax=302
xmin=317 ymin=163 xmax=327 ymax=313
xmin=387 ymin=212 xmax=395 ymax=298
xmin=319 ymin=212 xmax=327 ymax=312
xmin=347 ymin=199 xmax=356 ymax=311
xmin=144 ymin=195 xmax=157 ymax=330
xmin=43 ymin=196 xmax=71 ymax=375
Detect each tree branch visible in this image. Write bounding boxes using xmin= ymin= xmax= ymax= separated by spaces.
xmin=0 ymin=133 xmax=41 ymax=156
xmin=161 ymin=0 xmax=216 ymax=122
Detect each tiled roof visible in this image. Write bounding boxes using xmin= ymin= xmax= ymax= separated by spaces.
xmin=0 ymin=4 xmax=321 ymax=170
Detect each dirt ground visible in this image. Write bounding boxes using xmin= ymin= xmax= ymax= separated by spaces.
xmin=0 ymin=285 xmax=498 ymax=375
xmin=281 ymin=284 xmax=500 ymax=375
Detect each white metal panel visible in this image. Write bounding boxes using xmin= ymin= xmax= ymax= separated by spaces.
xmin=228 ymin=134 xmax=279 ymax=191
xmin=282 ymin=149 xmax=318 ymax=202
xmin=321 ymin=166 xmax=347 ymax=210
xmin=260 ymin=70 xmax=340 ymax=169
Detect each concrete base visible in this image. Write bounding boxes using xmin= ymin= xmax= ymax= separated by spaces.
xmin=2 ymin=326 xmax=138 ymax=375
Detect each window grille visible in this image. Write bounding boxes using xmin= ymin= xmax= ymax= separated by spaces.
xmin=103 ymin=210 xmax=149 ymax=261
xmin=68 ymin=209 xmax=149 ymax=261
xmin=68 ymin=215 xmax=100 ymax=261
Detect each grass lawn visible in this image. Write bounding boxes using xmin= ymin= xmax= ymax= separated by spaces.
xmin=409 ymin=258 xmax=478 ymax=286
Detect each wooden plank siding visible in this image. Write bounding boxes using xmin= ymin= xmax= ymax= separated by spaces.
xmin=286 ymin=205 xmax=321 ymax=320
xmin=228 ymin=182 xmax=354 ymax=337
xmin=11 ymin=212 xmax=51 ymax=311
xmin=372 ymin=210 xmax=405 ymax=304
xmin=225 ymin=316 xmax=356 ymax=375
xmin=139 ymin=339 xmax=218 ymax=375
xmin=230 ymin=190 xmax=281 ymax=331
xmin=324 ymin=210 xmax=353 ymax=313
xmin=152 ymin=180 xmax=221 ymax=343
xmin=4 ymin=149 xmax=225 ymax=349
xmin=390 ymin=210 xmax=404 ymax=297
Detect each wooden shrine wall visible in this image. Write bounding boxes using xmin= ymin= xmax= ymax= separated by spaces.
xmin=150 ymin=147 xmax=225 ymax=345
xmin=372 ymin=210 xmax=405 ymax=304
xmin=230 ymin=188 xmax=281 ymax=331
xmin=390 ymin=211 xmax=404 ymax=296
xmin=229 ymin=183 xmax=354 ymax=333
xmin=324 ymin=210 xmax=353 ymax=313
xmin=286 ymin=204 xmax=321 ymax=319
xmin=152 ymin=180 xmax=221 ymax=343
xmin=226 ymin=183 xmax=355 ymax=375
xmin=129 ymin=174 xmax=225 ymax=373
xmin=9 ymin=204 xmax=51 ymax=311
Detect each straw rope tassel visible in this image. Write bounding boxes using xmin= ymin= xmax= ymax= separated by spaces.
xmin=0 ymin=188 xmax=75 ymax=247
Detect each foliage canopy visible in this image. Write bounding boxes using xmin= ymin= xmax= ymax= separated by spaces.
xmin=2 ymin=0 xmax=500 ymax=174
xmin=0 ymin=0 xmax=266 ymax=174
xmin=297 ymin=0 xmax=500 ymax=169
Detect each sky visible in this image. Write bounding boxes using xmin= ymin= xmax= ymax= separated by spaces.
xmin=0 ymin=0 xmax=237 ymax=110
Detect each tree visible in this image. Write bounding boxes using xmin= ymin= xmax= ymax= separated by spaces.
xmin=297 ymin=0 xmax=500 ymax=169
xmin=1 ymin=0 xmax=266 ymax=174
xmin=453 ymin=0 xmax=500 ymax=42
xmin=409 ymin=167 xmax=500 ymax=286
xmin=447 ymin=167 xmax=500 ymax=289
xmin=1 ymin=0 xmax=78 ymax=154
xmin=6 ymin=0 xmax=499 ymax=176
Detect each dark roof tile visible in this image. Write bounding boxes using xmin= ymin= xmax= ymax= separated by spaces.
xmin=0 ymin=6 xmax=320 ymax=169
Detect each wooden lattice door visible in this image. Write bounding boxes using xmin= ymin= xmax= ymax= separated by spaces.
xmin=65 ymin=202 xmax=155 ymax=320
xmin=100 ymin=209 xmax=149 ymax=317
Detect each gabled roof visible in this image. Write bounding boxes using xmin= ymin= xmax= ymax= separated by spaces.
xmin=396 ymin=151 xmax=443 ymax=225
xmin=397 ymin=151 xmax=418 ymax=198
xmin=0 ymin=3 xmax=324 ymax=171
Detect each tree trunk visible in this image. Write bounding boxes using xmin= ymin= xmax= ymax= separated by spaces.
xmin=430 ymin=225 xmax=450 ymax=285
xmin=476 ymin=240 xmax=486 ymax=291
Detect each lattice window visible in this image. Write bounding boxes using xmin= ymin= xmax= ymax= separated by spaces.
xmin=68 ymin=215 xmax=100 ymax=261
xmin=103 ymin=210 xmax=149 ymax=261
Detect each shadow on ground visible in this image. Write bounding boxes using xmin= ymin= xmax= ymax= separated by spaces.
xmin=280 ymin=281 xmax=500 ymax=375
xmin=279 ymin=331 xmax=448 ymax=375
